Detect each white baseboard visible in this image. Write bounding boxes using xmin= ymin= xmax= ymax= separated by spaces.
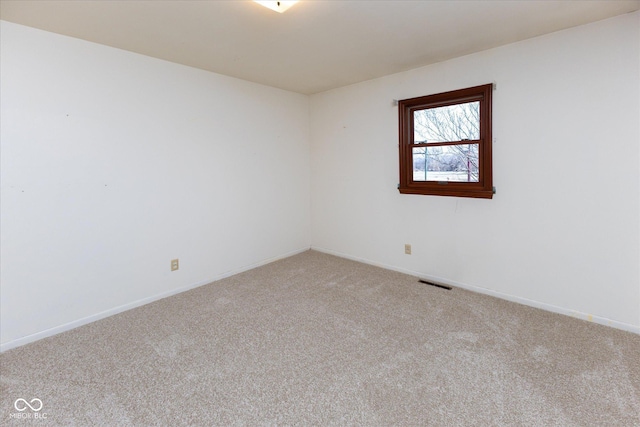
xmin=311 ymin=246 xmax=640 ymax=335
xmin=0 ymin=246 xmax=311 ymax=353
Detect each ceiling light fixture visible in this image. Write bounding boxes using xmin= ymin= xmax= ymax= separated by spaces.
xmin=254 ymin=1 xmax=299 ymax=13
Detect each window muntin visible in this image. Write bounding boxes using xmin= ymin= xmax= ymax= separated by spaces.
xmin=399 ymin=84 xmax=493 ymax=198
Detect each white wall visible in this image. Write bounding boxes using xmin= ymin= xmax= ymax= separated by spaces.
xmin=0 ymin=21 xmax=311 ymax=350
xmin=311 ymin=12 xmax=640 ymax=332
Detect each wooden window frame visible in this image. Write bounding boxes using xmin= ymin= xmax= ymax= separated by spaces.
xmin=398 ymin=84 xmax=493 ymax=199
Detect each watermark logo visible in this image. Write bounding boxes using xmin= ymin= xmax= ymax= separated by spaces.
xmin=14 ymin=398 xmax=43 ymax=412
xmin=9 ymin=398 xmax=47 ymax=420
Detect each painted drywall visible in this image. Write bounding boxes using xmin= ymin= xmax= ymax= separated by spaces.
xmin=0 ymin=21 xmax=311 ymax=350
xmin=311 ymin=12 xmax=640 ymax=331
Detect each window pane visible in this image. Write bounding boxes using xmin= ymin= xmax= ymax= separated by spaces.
xmin=414 ymin=101 xmax=479 ymax=143
xmin=412 ymin=144 xmax=479 ymax=182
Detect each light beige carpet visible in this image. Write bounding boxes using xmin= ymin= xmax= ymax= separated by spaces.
xmin=1 ymin=250 xmax=639 ymax=426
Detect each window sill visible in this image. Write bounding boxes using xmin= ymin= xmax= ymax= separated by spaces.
xmin=398 ymin=186 xmax=493 ymax=199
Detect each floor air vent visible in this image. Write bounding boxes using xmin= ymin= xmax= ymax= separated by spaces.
xmin=418 ymin=279 xmax=452 ymax=290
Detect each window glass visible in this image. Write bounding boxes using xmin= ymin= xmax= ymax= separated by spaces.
xmin=412 ymin=145 xmax=479 ymax=182
xmin=413 ymin=101 xmax=480 ymax=143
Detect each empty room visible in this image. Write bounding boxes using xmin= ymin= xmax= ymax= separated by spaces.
xmin=1 ymin=0 xmax=639 ymax=425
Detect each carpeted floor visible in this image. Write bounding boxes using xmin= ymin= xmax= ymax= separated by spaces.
xmin=1 ymin=250 xmax=639 ymax=426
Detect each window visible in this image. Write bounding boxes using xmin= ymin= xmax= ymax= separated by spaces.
xmin=398 ymin=84 xmax=493 ymax=199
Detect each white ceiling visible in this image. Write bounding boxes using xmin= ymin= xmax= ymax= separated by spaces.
xmin=1 ymin=0 xmax=638 ymax=94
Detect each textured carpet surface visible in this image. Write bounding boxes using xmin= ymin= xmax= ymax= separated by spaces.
xmin=1 ymin=250 xmax=639 ymax=426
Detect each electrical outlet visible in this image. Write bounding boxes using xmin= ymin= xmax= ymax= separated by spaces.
xmin=404 ymin=244 xmax=411 ymax=255
xmin=171 ymin=259 xmax=179 ymax=271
